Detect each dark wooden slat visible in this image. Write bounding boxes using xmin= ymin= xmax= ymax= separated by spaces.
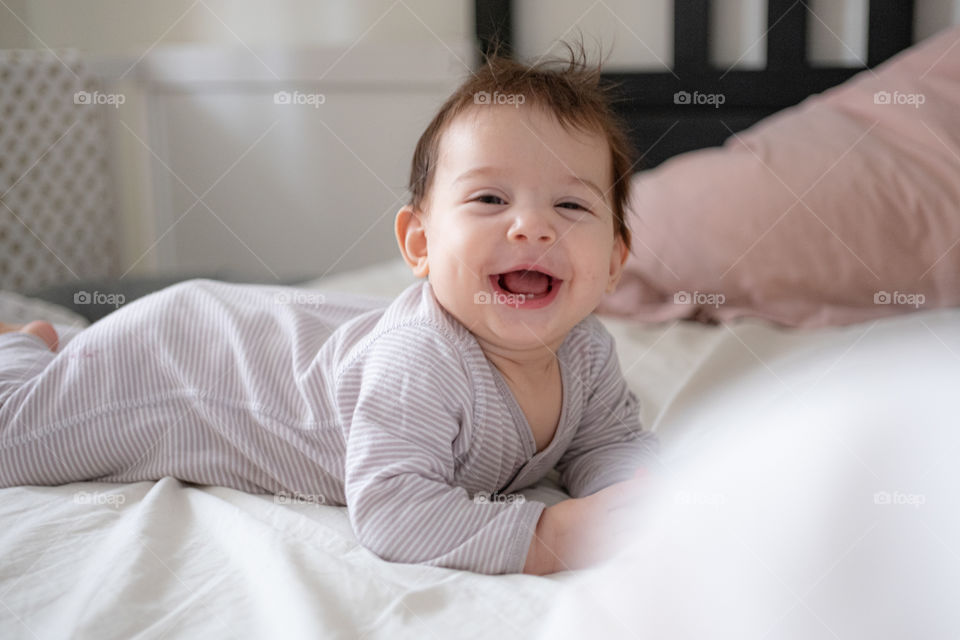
xmin=766 ymin=0 xmax=808 ymax=71
xmin=616 ymin=114 xmax=778 ymax=169
xmin=867 ymin=0 xmax=914 ymax=66
xmin=475 ymin=0 xmax=513 ymax=58
xmin=603 ymin=67 xmax=860 ymax=109
xmin=674 ymin=0 xmax=711 ymax=73
xmin=603 ymin=64 xmax=862 ymax=167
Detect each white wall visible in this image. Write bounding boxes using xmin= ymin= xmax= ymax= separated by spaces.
xmin=126 ymin=43 xmax=471 ymax=279
xmin=0 ymin=0 xmax=30 ymax=48
xmin=3 ymin=0 xmax=472 ymax=51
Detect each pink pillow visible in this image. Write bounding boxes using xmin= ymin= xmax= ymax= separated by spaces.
xmin=599 ymin=26 xmax=960 ymax=327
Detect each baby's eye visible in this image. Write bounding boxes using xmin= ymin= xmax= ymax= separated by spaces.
xmin=475 ymin=194 xmax=506 ymax=205
xmin=557 ymin=201 xmax=588 ymax=211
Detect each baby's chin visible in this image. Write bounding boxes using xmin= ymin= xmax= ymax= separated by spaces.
xmin=471 ymin=310 xmax=580 ymax=354
xmin=473 ymin=329 xmax=570 ymax=362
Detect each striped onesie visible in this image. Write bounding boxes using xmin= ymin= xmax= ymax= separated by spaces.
xmin=0 ymin=278 xmax=658 ymax=574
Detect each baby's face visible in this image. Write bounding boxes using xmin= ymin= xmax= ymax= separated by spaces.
xmin=397 ymin=104 xmax=627 ymax=358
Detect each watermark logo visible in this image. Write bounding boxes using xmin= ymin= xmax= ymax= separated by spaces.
xmin=674 ymin=290 xmax=725 ymax=308
xmin=873 ymin=91 xmax=925 ymax=109
xmin=74 ymin=290 xmax=125 ymax=308
xmin=74 ymin=90 xmax=125 ymax=108
xmin=474 ymin=290 xmax=527 ymax=306
xmin=873 ymin=290 xmax=924 ymax=308
xmin=73 ymin=490 xmax=125 ymax=508
xmin=674 ymin=90 xmax=725 ymax=108
xmin=873 ymin=490 xmax=925 ymax=508
xmin=473 ymin=492 xmax=526 ymax=506
xmin=274 ymin=491 xmax=326 ymax=506
xmin=473 ymin=91 xmax=526 ymax=108
xmin=274 ymin=291 xmax=326 ymax=306
xmin=274 ymin=91 xmax=325 ymax=108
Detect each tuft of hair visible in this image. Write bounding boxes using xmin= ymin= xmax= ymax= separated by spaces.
xmin=407 ymin=39 xmax=636 ymax=253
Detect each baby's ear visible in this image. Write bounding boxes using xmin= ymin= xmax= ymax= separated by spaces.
xmin=395 ymin=205 xmax=429 ymax=277
xmin=606 ymin=235 xmax=629 ymax=294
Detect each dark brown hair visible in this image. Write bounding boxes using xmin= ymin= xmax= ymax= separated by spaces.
xmin=407 ymin=41 xmax=636 ymax=251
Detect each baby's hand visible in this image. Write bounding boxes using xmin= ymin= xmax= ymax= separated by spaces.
xmin=525 ymin=470 xmax=652 ymax=574
xmin=0 ymin=321 xmax=59 ymax=352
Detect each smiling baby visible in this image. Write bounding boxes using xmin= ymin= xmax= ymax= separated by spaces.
xmin=0 ymin=46 xmax=659 ymax=576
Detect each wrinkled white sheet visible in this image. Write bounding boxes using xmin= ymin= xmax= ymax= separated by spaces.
xmin=1 ymin=260 xmax=956 ymax=638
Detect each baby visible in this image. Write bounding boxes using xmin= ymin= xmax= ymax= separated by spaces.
xmin=0 ymin=48 xmax=659 ymax=576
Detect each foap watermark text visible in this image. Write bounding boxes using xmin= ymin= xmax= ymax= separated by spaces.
xmin=475 ymin=290 xmax=527 ymax=306
xmin=873 ymin=91 xmax=925 ymax=108
xmin=674 ymin=290 xmax=725 ymax=308
xmin=74 ymin=91 xmax=125 ymax=108
xmin=74 ymin=290 xmax=125 ymax=308
xmin=674 ymin=90 xmax=725 ymax=108
xmin=874 ymin=290 xmax=925 ymax=308
xmin=274 ymin=91 xmax=325 ymax=108
xmin=474 ymin=91 xmax=525 ymax=107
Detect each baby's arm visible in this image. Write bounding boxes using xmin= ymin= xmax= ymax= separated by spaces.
xmin=337 ymin=327 xmax=547 ymax=575
xmin=555 ymin=326 xmax=660 ymax=498
xmin=520 ymin=328 xmax=661 ymax=573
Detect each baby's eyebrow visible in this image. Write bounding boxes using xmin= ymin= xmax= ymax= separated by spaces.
xmin=562 ymin=175 xmax=605 ymax=200
xmin=454 ymin=166 xmax=606 ymax=199
xmin=453 ymin=166 xmax=504 ymax=184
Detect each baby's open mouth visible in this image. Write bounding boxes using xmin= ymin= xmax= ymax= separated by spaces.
xmin=493 ymin=270 xmax=559 ymax=298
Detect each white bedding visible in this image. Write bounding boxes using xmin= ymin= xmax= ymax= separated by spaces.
xmin=1 ymin=260 xmax=957 ymax=638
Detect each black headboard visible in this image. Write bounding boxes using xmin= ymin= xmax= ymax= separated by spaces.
xmin=475 ymin=0 xmax=915 ymax=168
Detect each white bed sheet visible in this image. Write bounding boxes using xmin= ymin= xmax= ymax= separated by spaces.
xmin=1 ymin=260 xmax=956 ymax=638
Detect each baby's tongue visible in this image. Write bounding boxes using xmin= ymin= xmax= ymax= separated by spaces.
xmin=501 ymin=270 xmax=550 ymax=296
